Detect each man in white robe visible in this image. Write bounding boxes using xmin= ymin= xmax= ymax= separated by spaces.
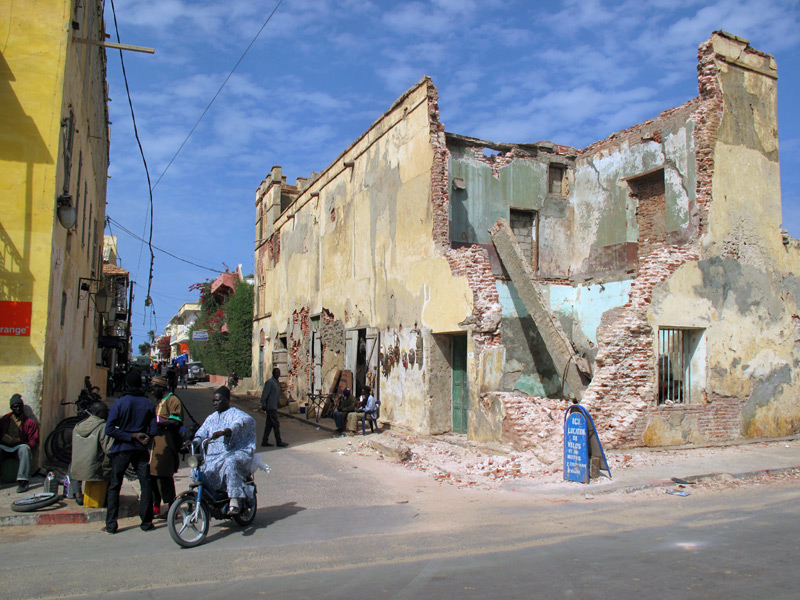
xmin=194 ymin=386 xmax=256 ymax=514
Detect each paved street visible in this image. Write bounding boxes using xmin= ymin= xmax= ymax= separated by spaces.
xmin=1 ymin=385 xmax=799 ymax=599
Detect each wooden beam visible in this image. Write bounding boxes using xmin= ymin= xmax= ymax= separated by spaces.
xmin=72 ymin=37 xmax=155 ymax=54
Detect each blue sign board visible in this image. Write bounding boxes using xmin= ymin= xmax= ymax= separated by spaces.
xmin=564 ymin=411 xmax=590 ymax=483
xmin=192 ymin=330 xmax=209 ymax=341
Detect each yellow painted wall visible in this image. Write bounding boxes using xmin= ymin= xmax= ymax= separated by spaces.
xmin=0 ymin=0 xmax=109 ymax=438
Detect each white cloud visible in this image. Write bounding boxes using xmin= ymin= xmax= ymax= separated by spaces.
xmin=382 ymin=0 xmax=478 ymax=36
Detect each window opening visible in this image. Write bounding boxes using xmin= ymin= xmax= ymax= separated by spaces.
xmin=657 ymin=328 xmax=703 ymax=404
xmin=509 ymin=209 xmax=539 ymax=274
xmin=548 ymin=164 xmax=565 ymax=195
xmin=629 ymin=169 xmax=666 ymax=261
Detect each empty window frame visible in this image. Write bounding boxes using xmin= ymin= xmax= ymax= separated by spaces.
xmin=548 ymin=164 xmax=565 ymax=195
xmin=657 ymin=327 xmax=704 ymax=405
xmin=509 ymin=209 xmax=539 ymax=274
xmin=629 ymin=169 xmax=666 ymax=260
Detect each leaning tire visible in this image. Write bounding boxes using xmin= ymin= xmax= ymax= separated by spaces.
xmin=167 ymin=494 xmax=209 ymax=548
xmin=232 ymin=490 xmax=257 ymax=526
xmin=11 ymin=492 xmax=61 ymax=513
xmin=45 ymin=417 xmax=82 ymax=464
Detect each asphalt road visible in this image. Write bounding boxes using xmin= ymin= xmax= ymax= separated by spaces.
xmin=1 ymin=385 xmax=799 ymax=599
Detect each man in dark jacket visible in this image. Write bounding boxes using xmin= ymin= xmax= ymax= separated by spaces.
xmin=104 ymin=369 xmax=156 ymax=534
xmin=0 ymin=394 xmax=40 ymax=492
xmin=332 ymin=388 xmax=355 ymax=433
xmin=260 ymin=367 xmax=287 ymax=447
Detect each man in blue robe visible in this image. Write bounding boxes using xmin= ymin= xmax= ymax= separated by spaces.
xmin=194 ymin=386 xmax=256 ymax=514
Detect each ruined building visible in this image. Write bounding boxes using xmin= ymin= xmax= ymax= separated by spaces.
xmin=253 ymin=32 xmax=800 ymax=454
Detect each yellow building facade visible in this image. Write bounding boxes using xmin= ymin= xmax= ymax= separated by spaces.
xmin=0 ymin=0 xmax=109 ymax=440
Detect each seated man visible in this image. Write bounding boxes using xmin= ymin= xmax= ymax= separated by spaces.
xmin=332 ymin=388 xmax=355 ymax=433
xmin=346 ymin=386 xmax=376 ymax=432
xmin=194 ymin=386 xmax=256 ymax=514
xmin=0 ymin=394 xmax=40 ymax=492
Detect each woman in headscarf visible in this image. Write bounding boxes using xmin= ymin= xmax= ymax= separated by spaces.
xmin=149 ymin=376 xmax=184 ymax=517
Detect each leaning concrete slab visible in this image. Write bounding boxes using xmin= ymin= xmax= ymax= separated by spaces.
xmin=491 ymin=218 xmax=588 ymax=400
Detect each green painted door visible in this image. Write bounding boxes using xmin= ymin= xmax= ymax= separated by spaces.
xmin=452 ymin=335 xmax=468 ymax=434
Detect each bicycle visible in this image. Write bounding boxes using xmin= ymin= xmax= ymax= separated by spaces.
xmin=44 ymin=380 xmax=100 ymax=465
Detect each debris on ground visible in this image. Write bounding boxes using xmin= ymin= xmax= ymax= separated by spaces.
xmin=330 ymin=430 xmax=800 ymax=493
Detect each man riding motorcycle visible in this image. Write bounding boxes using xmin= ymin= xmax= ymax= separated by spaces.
xmin=193 ymin=386 xmax=256 ymax=514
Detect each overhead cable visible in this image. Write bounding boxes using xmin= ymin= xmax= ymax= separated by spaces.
xmin=150 ymin=0 xmax=285 ymax=191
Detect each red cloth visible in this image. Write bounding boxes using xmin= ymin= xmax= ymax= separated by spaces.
xmin=0 ymin=412 xmax=40 ymax=450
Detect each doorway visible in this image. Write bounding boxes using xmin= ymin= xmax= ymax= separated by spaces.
xmin=452 ymin=334 xmax=468 ymax=434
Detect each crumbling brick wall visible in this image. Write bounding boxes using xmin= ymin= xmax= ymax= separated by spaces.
xmin=490 ymin=40 xmax=729 ymax=451
xmin=579 ymin=246 xmax=699 ymax=447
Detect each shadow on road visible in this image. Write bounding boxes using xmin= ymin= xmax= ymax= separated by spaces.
xmin=202 ymin=501 xmax=306 ymax=543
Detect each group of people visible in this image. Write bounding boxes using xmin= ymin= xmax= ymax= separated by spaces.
xmin=99 ymin=370 xmax=257 ymax=533
xmin=0 ymin=367 xmax=259 ymax=536
xmin=331 ymin=385 xmax=377 ymax=435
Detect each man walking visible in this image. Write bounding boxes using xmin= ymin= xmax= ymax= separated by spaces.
xmin=260 ymin=367 xmax=287 ymax=447
xmin=0 ymin=394 xmax=40 ymax=492
xmin=104 ymin=369 xmax=156 ymax=534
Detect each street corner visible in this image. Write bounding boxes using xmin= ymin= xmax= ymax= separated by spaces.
xmin=0 ymin=477 xmax=138 ymax=527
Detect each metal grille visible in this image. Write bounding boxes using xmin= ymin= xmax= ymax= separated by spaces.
xmin=658 ymin=328 xmax=690 ymax=404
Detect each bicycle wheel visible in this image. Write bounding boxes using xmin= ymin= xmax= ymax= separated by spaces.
xmin=45 ymin=420 xmax=77 ymax=464
xmin=48 ymin=424 xmax=76 ymax=464
xmin=11 ymin=492 xmax=60 ymax=513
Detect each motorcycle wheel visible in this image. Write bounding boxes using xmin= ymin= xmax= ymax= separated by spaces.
xmin=167 ymin=494 xmax=209 ymax=548
xmin=232 ymin=491 xmax=257 ymax=526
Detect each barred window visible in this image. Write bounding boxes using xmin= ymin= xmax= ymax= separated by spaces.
xmin=658 ymin=327 xmax=705 ymax=405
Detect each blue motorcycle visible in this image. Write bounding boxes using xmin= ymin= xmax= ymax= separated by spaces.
xmin=167 ymin=438 xmax=258 ymax=548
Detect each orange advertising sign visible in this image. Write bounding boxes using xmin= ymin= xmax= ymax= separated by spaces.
xmin=0 ymin=301 xmax=32 ymax=336
xmin=180 ymin=343 xmax=189 ymax=354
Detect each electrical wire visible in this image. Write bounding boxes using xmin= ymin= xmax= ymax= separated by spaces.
xmin=108 ymin=0 xmax=156 ymax=310
xmin=150 ymin=0 xmax=284 ymax=191
xmin=107 ymin=217 xmax=223 ymax=273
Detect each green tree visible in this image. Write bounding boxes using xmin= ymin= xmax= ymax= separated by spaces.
xmin=138 ymin=342 xmax=151 ymax=356
xmin=187 ymin=279 xmax=253 ymax=377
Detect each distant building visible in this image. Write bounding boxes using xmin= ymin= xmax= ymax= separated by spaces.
xmin=165 ymin=303 xmax=201 ymax=363
xmin=252 ymin=32 xmax=799 ymax=450
xmin=0 ymin=1 xmax=110 ymax=438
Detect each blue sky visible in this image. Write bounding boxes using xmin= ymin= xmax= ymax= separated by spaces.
xmin=103 ymin=0 xmax=800 ymax=351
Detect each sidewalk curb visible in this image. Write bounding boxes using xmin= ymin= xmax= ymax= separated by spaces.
xmin=0 ymin=493 xmax=139 ymax=528
xmin=611 ymin=464 xmax=800 ymax=495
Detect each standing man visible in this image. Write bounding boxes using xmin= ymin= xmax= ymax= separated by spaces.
xmin=260 ymin=367 xmax=288 ymax=448
xmin=148 ymin=376 xmax=183 ymax=517
xmin=104 ymin=368 xmax=156 ymax=534
xmin=0 ymin=394 xmax=40 ymax=492
xmin=180 ymin=361 xmax=189 ymax=389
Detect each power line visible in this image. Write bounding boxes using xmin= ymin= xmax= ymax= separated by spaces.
xmin=108 ymin=0 xmax=156 ymax=309
xmin=107 ymin=217 xmax=223 ymax=273
xmin=150 ymin=0 xmax=285 ymax=191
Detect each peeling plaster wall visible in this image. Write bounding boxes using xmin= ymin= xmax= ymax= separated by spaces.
xmin=492 ymin=33 xmax=798 ymax=452
xmin=253 ymin=78 xmax=474 ymax=433
xmin=572 ymin=109 xmax=696 ymax=277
